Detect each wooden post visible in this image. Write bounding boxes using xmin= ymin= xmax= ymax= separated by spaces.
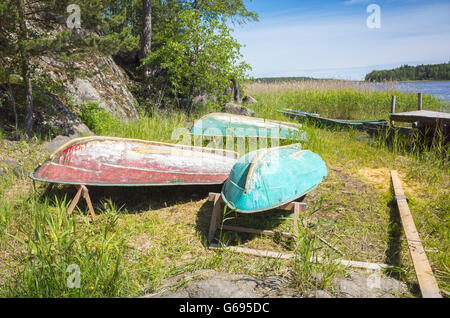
xmin=391 ymin=171 xmax=441 ymax=298
xmin=418 ymin=93 xmax=423 ymax=111
xmin=391 ymin=95 xmax=396 ymax=114
xmin=207 ymin=193 xmax=223 ymax=243
xmin=207 ymin=193 xmax=306 ymax=243
xmin=67 ymin=186 xmax=83 ymax=216
xmin=81 ymin=185 xmax=96 ymax=221
xmin=293 ymin=202 xmax=301 ymax=237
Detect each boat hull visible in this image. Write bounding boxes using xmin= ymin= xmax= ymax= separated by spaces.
xmin=280 ymin=108 xmax=388 ymax=130
xmin=221 ymin=144 xmax=328 ymax=213
xmin=30 ymin=137 xmax=239 ymax=186
xmin=191 ymin=113 xmax=305 ymax=140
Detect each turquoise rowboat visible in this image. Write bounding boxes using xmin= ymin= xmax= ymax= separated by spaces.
xmin=221 ymin=144 xmax=328 ymax=213
xmin=191 ymin=113 xmax=305 ymax=140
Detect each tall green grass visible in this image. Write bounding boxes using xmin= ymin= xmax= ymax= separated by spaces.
xmin=4 ymin=196 xmax=133 ymax=297
xmin=246 ymin=81 xmax=445 ymax=120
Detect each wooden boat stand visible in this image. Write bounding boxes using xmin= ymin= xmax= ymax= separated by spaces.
xmin=66 ymin=185 xmax=96 ymax=221
xmin=34 ymin=182 xmax=96 ymax=221
xmin=207 ymin=193 xmax=392 ymax=272
xmin=207 ymin=192 xmax=307 ymax=244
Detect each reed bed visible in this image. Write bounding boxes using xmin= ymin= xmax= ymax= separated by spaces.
xmin=245 ymin=80 xmax=446 ymax=120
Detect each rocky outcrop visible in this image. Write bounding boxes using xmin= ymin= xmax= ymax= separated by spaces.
xmin=0 ymin=84 xmax=92 ymax=138
xmin=224 ymin=103 xmax=255 ymax=117
xmin=28 ymin=11 xmax=139 ymax=121
xmin=143 ymin=269 xmax=410 ymax=298
xmin=37 ymin=54 xmax=139 ymax=121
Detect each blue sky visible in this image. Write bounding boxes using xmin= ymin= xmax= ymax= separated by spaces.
xmin=233 ymin=0 xmax=450 ymax=80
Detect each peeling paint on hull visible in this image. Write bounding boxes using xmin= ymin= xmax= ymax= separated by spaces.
xmin=30 ymin=137 xmax=239 ymax=186
xmin=221 ymin=145 xmax=328 ymax=213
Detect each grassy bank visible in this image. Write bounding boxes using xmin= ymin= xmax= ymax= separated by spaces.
xmin=0 ymin=80 xmax=448 ymax=297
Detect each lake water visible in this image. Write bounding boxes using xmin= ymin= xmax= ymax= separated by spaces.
xmin=373 ymin=81 xmax=450 ymax=102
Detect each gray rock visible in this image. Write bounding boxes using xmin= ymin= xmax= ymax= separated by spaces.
xmin=0 ymin=158 xmax=24 ymax=178
xmin=168 ymin=275 xmax=260 ymax=298
xmin=144 ymin=270 xmax=290 ymax=299
xmin=32 ymin=89 xmax=93 ymax=138
xmin=44 ymin=135 xmax=74 ymax=153
xmin=12 ymin=166 xmax=25 ymax=178
xmin=231 ymin=79 xmax=243 ymax=103
xmin=333 ymin=271 xmax=408 ymax=298
xmin=2 ymin=158 xmax=17 ymax=168
xmin=224 ymin=103 xmax=255 ymax=117
xmin=192 ymin=95 xmax=209 ymax=105
xmin=243 ymin=95 xmax=258 ymax=105
xmin=37 ymin=53 xmax=139 ymax=121
xmin=307 ymin=290 xmax=334 ymax=298
xmin=143 ymin=269 xmax=409 ymax=299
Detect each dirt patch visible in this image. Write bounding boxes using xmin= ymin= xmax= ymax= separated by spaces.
xmin=357 ymin=168 xmax=391 ymax=192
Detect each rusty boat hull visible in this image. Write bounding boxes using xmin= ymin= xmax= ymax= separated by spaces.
xmin=30 ymin=137 xmax=239 ymax=186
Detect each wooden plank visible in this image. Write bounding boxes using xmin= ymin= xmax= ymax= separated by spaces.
xmin=391 ymin=171 xmax=442 ymax=298
xmin=221 ymin=225 xmax=294 ymax=239
xmin=81 ymin=185 xmax=96 ymax=221
xmin=67 ymin=185 xmax=83 ymax=216
xmin=209 ymin=244 xmax=388 ymax=271
xmin=279 ymin=201 xmax=307 ymax=212
xmin=390 ymin=110 xmax=450 ymax=125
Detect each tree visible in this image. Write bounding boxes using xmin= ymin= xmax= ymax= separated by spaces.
xmin=365 ymin=63 xmax=450 ymax=82
xmin=0 ymin=0 xmax=139 ymax=137
xmin=143 ymin=7 xmax=251 ymax=110
xmin=140 ymin=0 xmax=152 ymax=78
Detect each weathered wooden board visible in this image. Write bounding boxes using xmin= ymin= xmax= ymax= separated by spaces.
xmin=390 ymin=110 xmax=450 ymax=125
xmin=391 ymin=171 xmax=442 ymax=298
xmin=208 ymin=244 xmax=389 ymax=271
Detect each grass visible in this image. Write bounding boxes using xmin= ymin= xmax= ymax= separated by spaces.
xmin=0 ymin=80 xmax=448 ymax=297
xmin=246 ymin=80 xmax=446 ymax=120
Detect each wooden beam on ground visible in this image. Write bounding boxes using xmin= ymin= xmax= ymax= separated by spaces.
xmin=391 ymin=171 xmax=442 ymax=298
xmin=221 ymin=225 xmax=294 ymax=239
xmin=208 ymin=244 xmax=388 ymax=271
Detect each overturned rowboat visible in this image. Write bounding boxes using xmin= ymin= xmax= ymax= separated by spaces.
xmin=191 ymin=113 xmax=305 ymax=140
xmin=280 ymin=108 xmax=388 ymax=130
xmin=30 ymin=136 xmax=239 ymax=186
xmin=221 ymin=144 xmax=328 ymax=213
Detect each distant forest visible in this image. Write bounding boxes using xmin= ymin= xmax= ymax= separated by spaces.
xmin=365 ymin=62 xmax=450 ymax=82
xmin=252 ymin=77 xmax=316 ymax=83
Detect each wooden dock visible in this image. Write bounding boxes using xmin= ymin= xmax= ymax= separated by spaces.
xmin=390 ymin=93 xmax=449 ymax=142
xmin=390 ymin=110 xmax=450 ymax=126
